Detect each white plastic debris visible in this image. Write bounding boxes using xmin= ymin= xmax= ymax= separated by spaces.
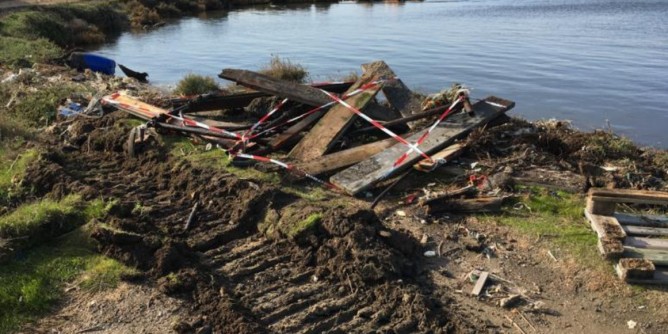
xmin=627 ymin=320 xmax=637 ymax=329
xmin=423 ymin=250 xmax=436 ymax=257
xmin=396 ymin=210 xmax=406 ymax=217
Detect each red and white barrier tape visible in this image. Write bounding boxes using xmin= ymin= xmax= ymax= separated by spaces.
xmin=241 ymin=79 xmax=388 ymax=142
xmin=391 ymin=97 xmax=463 ymax=168
xmin=233 ymin=152 xmax=340 ymax=190
xmin=320 ymin=89 xmax=433 ymax=162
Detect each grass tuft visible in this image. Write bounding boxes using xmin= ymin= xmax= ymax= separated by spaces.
xmin=0 ymin=37 xmax=62 ymax=68
xmin=0 ymin=4 xmax=128 ymax=47
xmin=174 ymin=73 xmax=219 ymax=96
xmin=0 ymin=194 xmax=82 ymax=238
xmin=0 ymin=148 xmax=39 ymax=204
xmin=288 ymin=213 xmax=322 ymax=238
xmin=80 ymin=257 xmax=138 ymax=293
xmin=259 ymin=55 xmax=308 ymax=83
xmin=485 ymin=187 xmax=604 ymax=268
xmin=0 ymin=226 xmax=135 ymax=334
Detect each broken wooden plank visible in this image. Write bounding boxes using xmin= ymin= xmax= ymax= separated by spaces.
xmin=585 ymin=196 xmax=616 ymax=215
xmin=363 ymin=101 xmax=403 ymax=122
xmin=219 ymin=69 xmax=332 ymax=106
xmin=268 ymin=111 xmax=323 ymax=151
xmin=418 ymin=185 xmax=476 ymax=206
xmin=588 ymin=188 xmax=668 ymax=206
xmin=584 ymin=210 xmax=626 ymax=240
xmin=361 ymin=61 xmax=421 ymax=117
xmin=615 ymin=258 xmax=656 ymax=281
xmin=623 ymin=247 xmax=668 ymax=266
xmin=330 ymin=96 xmax=514 ymax=195
xmin=622 ymin=225 xmax=668 ymax=237
xmin=289 ymin=61 xmax=387 ymax=161
xmin=471 ymin=271 xmax=489 ymax=296
xmin=615 ymin=263 xmax=668 ymax=285
xmin=173 ymin=81 xmax=355 ymax=112
xmin=422 ymin=197 xmax=503 ymax=215
xmin=414 ymin=143 xmax=465 ymax=172
xmin=350 ymin=104 xmax=450 ymax=135
xmin=598 ymin=237 xmax=624 ymax=259
xmin=624 ymin=236 xmax=668 ymax=251
xmin=615 ymin=212 xmax=668 ymax=227
xmin=294 ymin=137 xmax=397 ymax=176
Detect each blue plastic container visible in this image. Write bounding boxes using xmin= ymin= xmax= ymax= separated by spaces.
xmin=82 ymin=53 xmax=116 ymax=75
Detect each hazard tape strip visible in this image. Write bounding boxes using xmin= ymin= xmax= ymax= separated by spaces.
xmin=242 ymin=79 xmax=389 ymax=141
xmin=104 ymin=94 xmax=242 ymax=139
xmin=241 ymin=97 xmax=289 ymax=143
xmin=233 ymin=152 xmax=340 ymax=190
xmin=320 ymin=89 xmax=433 ymax=162
xmin=391 ymin=97 xmax=463 ymax=168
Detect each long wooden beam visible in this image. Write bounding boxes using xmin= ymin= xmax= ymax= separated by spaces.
xmin=219 ymin=69 xmax=332 ymax=106
xmin=289 ymin=61 xmax=388 ymax=161
xmin=293 ymin=137 xmax=397 ymax=176
xmin=330 ymin=96 xmax=514 ymax=195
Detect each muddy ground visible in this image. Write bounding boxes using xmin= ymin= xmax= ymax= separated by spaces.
xmin=7 ymin=100 xmax=664 ymax=334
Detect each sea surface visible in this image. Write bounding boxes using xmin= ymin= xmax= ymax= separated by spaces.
xmin=95 ymin=0 xmax=668 ymax=147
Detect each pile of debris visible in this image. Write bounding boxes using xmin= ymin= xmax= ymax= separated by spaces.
xmin=99 ymin=60 xmax=514 ymax=209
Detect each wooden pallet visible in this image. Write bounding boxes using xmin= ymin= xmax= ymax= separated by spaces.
xmin=585 ymin=188 xmax=668 ymax=284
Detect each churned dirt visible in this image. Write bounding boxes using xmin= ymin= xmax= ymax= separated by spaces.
xmin=15 ymin=97 xmax=668 ymax=332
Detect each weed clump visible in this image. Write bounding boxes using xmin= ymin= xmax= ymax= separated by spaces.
xmin=0 ymin=37 xmax=62 ymax=68
xmin=0 ymin=195 xmax=83 ymax=238
xmin=174 ymin=73 xmax=220 ymax=96
xmin=259 ymin=56 xmax=309 ymax=83
xmin=0 ymin=4 xmax=128 ymax=47
xmin=0 ymin=227 xmax=135 ymax=333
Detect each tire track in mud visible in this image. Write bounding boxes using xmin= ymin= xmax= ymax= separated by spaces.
xmin=31 ymin=114 xmax=478 ymax=333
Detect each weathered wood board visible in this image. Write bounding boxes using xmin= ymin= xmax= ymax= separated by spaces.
xmin=588 ymin=188 xmax=668 ymax=206
xmin=172 ymin=81 xmax=354 ymax=112
xmin=584 ymin=210 xmax=626 ymax=240
xmin=294 ymin=137 xmax=397 ymax=176
xmin=289 ymin=61 xmax=387 ymax=161
xmin=624 ymin=236 xmax=668 ymax=251
xmin=361 ymin=61 xmax=421 ymax=117
xmin=414 ymin=143 xmax=466 ymax=172
xmin=622 ymin=225 xmax=668 ymax=237
xmin=623 ymin=247 xmax=668 ymax=266
xmin=102 ymin=93 xmax=241 ymax=129
xmin=615 ymin=212 xmax=668 ymax=227
xmin=471 ymin=271 xmax=489 ymax=296
xmin=219 ymin=69 xmax=332 ymax=106
xmin=330 ymin=96 xmax=515 ymax=195
xmin=615 ymin=264 xmax=668 ymax=285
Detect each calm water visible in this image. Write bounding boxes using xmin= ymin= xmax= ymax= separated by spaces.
xmin=95 ymin=0 xmax=668 ymax=147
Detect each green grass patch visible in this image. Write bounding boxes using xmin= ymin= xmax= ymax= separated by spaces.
xmin=0 ymin=148 xmax=39 ymax=204
xmin=287 ymin=213 xmax=322 ymax=238
xmin=0 ymin=4 xmax=128 ymax=47
xmin=0 ymin=36 xmax=62 ymax=68
xmin=0 ymin=226 xmax=135 ymax=334
xmin=485 ymin=187 xmax=604 ymax=268
xmin=164 ymin=136 xmax=280 ymax=183
xmin=3 ymin=83 xmax=89 ymax=127
xmin=0 ymin=194 xmax=82 ymax=238
xmin=79 ymin=257 xmax=139 ymax=293
xmin=174 ymin=73 xmax=220 ymax=96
